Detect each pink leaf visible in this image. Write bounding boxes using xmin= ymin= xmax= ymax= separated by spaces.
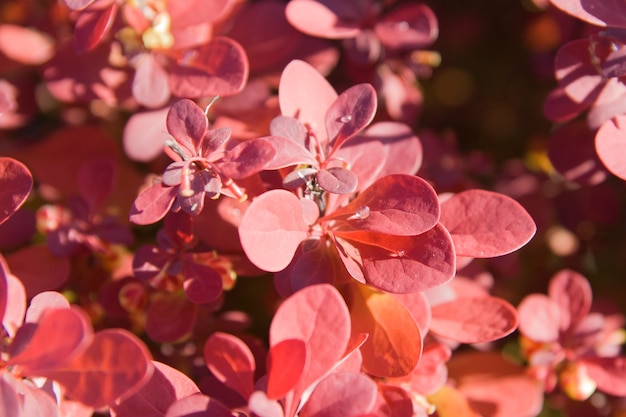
xmin=123 ymin=106 xmax=170 ymax=162
xmin=299 ymin=372 xmax=377 ymax=417
xmin=111 ymin=361 xmax=200 ymax=417
xmin=63 ymin=0 xmax=97 ymax=10
xmin=325 ymin=83 xmax=377 ymax=150
xmin=239 ymin=190 xmax=309 ymax=272
xmin=261 ymin=135 xmax=317 ymax=169
xmin=2 ymin=273 xmax=26 ymax=338
xmin=548 ymin=269 xmax=592 ymax=331
xmin=439 ymin=190 xmax=536 ymax=257
xmin=165 ymin=394 xmax=232 ymax=417
xmin=267 ymin=339 xmax=308 ymax=399
xmin=129 ymin=182 xmax=177 ymax=225
xmin=285 ymin=0 xmax=361 ymax=39
xmin=219 ymin=138 xmax=277 ymax=179
xmin=169 ymin=37 xmax=249 ymax=98
xmin=550 ymin=0 xmax=626 ymax=27
xmin=9 ymin=307 xmax=93 ymax=374
xmin=73 ymin=3 xmax=118 ymax=53
xmin=270 ymin=284 xmax=350 ymax=398
xmin=326 ymin=174 xmax=440 ymax=236
xmin=42 ymin=329 xmax=153 ymax=408
xmin=133 ymin=53 xmax=171 ymax=108
xmin=0 ymin=157 xmax=33 ymax=226
xmin=25 ymin=291 xmax=70 ymax=323
xmin=166 ymin=99 xmax=208 ymax=154
xmin=517 ymin=294 xmax=561 ymax=342
xmin=596 ymin=115 xmax=626 ymax=180
xmin=203 ymin=332 xmax=256 ymax=399
xmin=317 ymin=167 xmax=358 ymax=194
xmin=0 ymin=24 xmax=54 ymax=65
xmin=279 ymin=60 xmax=338 ymax=145
xmin=249 ymin=391 xmax=284 ymax=417
xmin=430 ymin=296 xmax=519 ymax=344
xmin=341 ymin=224 xmax=456 ymax=293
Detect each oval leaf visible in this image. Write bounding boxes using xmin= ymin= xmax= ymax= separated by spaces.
xmin=596 ymin=115 xmax=626 ymax=180
xmin=267 ymin=339 xmax=308 ymax=399
xmin=165 ymin=393 xmax=232 ymax=417
xmin=317 ymin=167 xmax=358 ymax=195
xmin=0 ymin=157 xmax=33 ymax=226
xmin=42 ymin=329 xmax=153 ymax=409
xmin=129 ymin=182 xmax=177 ymax=225
xmin=430 ymin=296 xmax=519 ymax=344
xmin=326 ymin=174 xmax=440 ymax=236
xmin=299 ymin=372 xmax=377 ymax=417
xmin=204 ymin=332 xmax=255 ymax=399
xmin=439 ymin=190 xmax=536 ymax=258
xmin=325 ymin=83 xmax=377 ymax=150
xmin=350 ymin=286 xmax=422 ymax=378
xmin=270 ymin=284 xmax=350 ymax=397
xmin=239 ymin=190 xmax=309 ymax=272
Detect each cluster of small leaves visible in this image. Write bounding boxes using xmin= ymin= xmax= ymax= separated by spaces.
xmin=1 ymin=0 xmax=626 ymax=416
xmin=545 ymin=0 xmax=626 ymax=183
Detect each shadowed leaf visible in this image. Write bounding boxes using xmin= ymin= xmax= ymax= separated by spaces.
xmin=204 ymin=332 xmax=256 ymax=399
xmin=0 ymin=157 xmax=33 ymax=226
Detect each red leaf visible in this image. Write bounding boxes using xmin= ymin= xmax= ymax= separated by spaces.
xmin=165 ymin=393 xmax=232 ymax=417
xmin=166 ymin=99 xmax=208 ymax=155
xmin=78 ymin=157 xmax=116 ymax=212
xmin=219 ymin=138 xmax=277 ymax=179
xmin=204 ymin=332 xmax=256 ymax=399
xmin=239 ymin=190 xmax=309 ymax=272
xmin=325 ymin=83 xmax=377 ymax=151
xmin=341 ymin=224 xmax=456 ymax=293
xmin=182 ymin=262 xmax=223 ymax=304
xmin=262 ymin=135 xmax=317 ymax=169
xmin=129 ymin=182 xmax=177 ymax=225
xmin=279 ymin=60 xmax=338 ymax=146
xmin=42 ymin=329 xmax=153 ymax=408
xmin=169 ymin=37 xmax=249 ymax=98
xmin=327 ymin=174 xmax=440 ymax=236
xmin=350 ymin=286 xmax=422 ymax=378
xmin=267 ymin=339 xmax=308 ymax=399
xmin=439 ymin=190 xmax=536 ymax=258
xmin=5 ymin=244 xmax=69 ymax=299
xmin=111 ymin=361 xmax=200 ymax=417
xmin=285 ymin=0 xmax=361 ymax=39
xmin=73 ymin=3 xmax=118 ymax=53
xmin=0 ymin=157 xmax=33 ymax=226
xmin=517 ymin=294 xmax=561 ymax=343
xmin=133 ymin=53 xmax=171 ymax=108
xmin=299 ymin=372 xmax=377 ymax=417
xmin=374 ymin=4 xmax=438 ymax=50
xmin=596 ymin=115 xmax=626 ymax=180
xmin=270 ymin=284 xmax=350 ymax=398
xmin=2 ymin=273 xmax=26 ymax=339
xmin=430 ymin=296 xmax=519 ymax=344
xmin=9 ymin=307 xmax=93 ymax=374
xmin=583 ymin=356 xmax=626 ymax=396
xmin=548 ymin=269 xmax=592 ymax=331
xmin=549 ymin=120 xmax=607 ymax=185
xmin=145 ymin=292 xmax=198 ymax=343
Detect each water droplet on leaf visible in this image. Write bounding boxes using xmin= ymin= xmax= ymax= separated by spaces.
xmin=397 ymin=250 xmax=405 ymax=257
xmin=340 ymin=115 xmax=353 ymax=123
xmin=355 ymin=205 xmax=370 ymax=219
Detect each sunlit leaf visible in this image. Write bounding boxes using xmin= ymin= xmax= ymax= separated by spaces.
xmin=239 ymin=190 xmax=309 ymax=272
xmin=350 ymin=286 xmax=422 ymax=377
xmin=439 ymin=190 xmax=536 ymax=258
xmin=0 ymin=157 xmax=33 ymax=226
xmin=204 ymin=332 xmax=256 ymax=399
